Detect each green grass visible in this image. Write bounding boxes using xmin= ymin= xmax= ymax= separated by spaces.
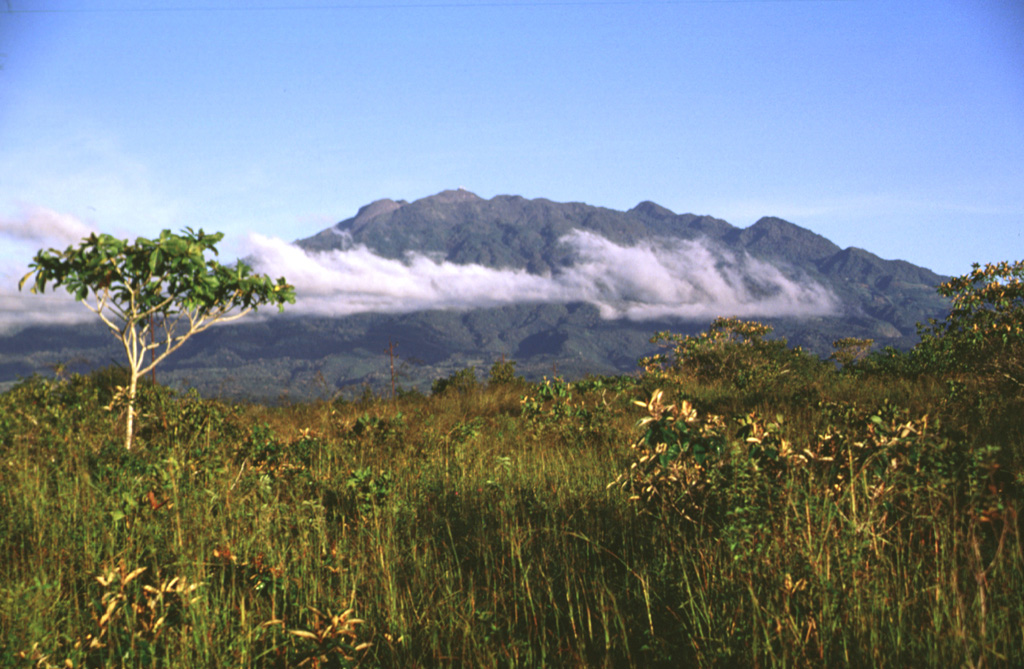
xmin=0 ymin=360 xmax=1021 ymax=667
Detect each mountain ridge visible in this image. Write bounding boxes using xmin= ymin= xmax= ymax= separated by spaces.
xmin=297 ymin=190 xmax=947 ymax=324
xmin=302 ymin=190 xmax=942 ymax=281
xmin=0 ymin=189 xmax=952 ymax=399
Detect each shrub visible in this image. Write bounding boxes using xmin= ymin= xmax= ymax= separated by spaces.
xmin=608 ymin=389 xmax=728 ymax=522
xmin=430 ymin=366 xmax=478 ymax=396
xmin=830 ymin=337 xmax=874 ymax=370
xmin=917 ymin=260 xmax=1024 ymax=392
xmin=639 ymin=317 xmax=826 ymax=397
xmin=487 ymin=358 xmax=521 ymax=387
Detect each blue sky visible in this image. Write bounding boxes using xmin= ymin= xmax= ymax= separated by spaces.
xmin=0 ymin=0 xmax=1022 ymax=291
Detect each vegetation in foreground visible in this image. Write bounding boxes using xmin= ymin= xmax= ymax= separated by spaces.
xmin=1 ymin=262 xmax=1022 ymax=667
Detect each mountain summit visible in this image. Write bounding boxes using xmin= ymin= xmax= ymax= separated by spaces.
xmin=292 ymin=189 xmax=949 ymax=347
xmin=1 ymin=190 xmax=952 ymax=399
xmin=298 ymin=190 xmax=946 ymax=321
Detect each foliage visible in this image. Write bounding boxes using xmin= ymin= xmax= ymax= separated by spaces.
xmin=344 ymin=467 xmax=395 ymax=515
xmin=858 ymin=344 xmax=929 ymax=377
xmin=640 ymin=317 xmax=826 ymax=398
xmin=614 ymin=386 xmax=1014 ymax=566
xmin=830 ymin=336 xmax=874 ymax=369
xmin=235 ymin=423 xmax=317 ymax=476
xmin=518 ymin=376 xmax=574 ymax=421
xmin=430 ymin=366 xmax=478 ymax=396
xmin=918 ymin=260 xmax=1024 ymax=390
xmin=487 ymin=357 xmax=521 ymax=387
xmin=2 ymin=303 xmax=1023 ymax=667
xmin=608 ymin=389 xmax=728 ymax=521
xmin=20 ymin=228 xmax=294 ymax=449
xmin=516 ymin=376 xmax=618 ymax=450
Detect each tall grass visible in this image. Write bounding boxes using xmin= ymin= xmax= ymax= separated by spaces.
xmin=0 ymin=362 xmax=1020 ymax=667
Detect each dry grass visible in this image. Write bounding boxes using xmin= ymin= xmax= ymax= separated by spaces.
xmin=0 ymin=363 xmax=1021 ymax=667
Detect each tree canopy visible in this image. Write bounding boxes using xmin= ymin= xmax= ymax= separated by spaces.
xmin=20 ymin=227 xmax=295 ymax=449
xmin=919 ymin=260 xmax=1024 ymax=390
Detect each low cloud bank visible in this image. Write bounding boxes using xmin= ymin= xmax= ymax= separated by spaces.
xmin=0 ymin=225 xmax=838 ymax=334
xmin=246 ymin=230 xmax=838 ymax=321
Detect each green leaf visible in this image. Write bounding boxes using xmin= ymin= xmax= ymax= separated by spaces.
xmin=18 ymin=226 xmax=292 ymax=450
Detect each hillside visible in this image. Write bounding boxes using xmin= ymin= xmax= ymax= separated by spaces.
xmin=0 ymin=190 xmax=951 ymax=399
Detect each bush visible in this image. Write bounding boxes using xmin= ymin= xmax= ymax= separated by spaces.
xmin=430 ymin=366 xmax=478 ymax=396
xmin=921 ymin=261 xmax=1024 ymax=392
xmin=487 ymin=358 xmax=521 ymax=387
xmin=639 ymin=317 xmax=827 ymax=398
xmin=830 ymin=337 xmax=874 ymax=370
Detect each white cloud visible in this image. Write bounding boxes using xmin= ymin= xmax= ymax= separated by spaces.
xmin=245 ymin=230 xmax=839 ymax=321
xmin=0 ymin=225 xmax=839 ymax=335
xmin=245 ymin=232 xmax=560 ymax=314
xmin=0 ymin=208 xmax=98 ymax=333
xmin=0 ymin=206 xmax=96 ymax=248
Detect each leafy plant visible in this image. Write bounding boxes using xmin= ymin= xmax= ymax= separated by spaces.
xmin=347 ymin=412 xmax=407 ymax=448
xmin=20 ymin=228 xmax=295 ymax=449
xmin=280 ymin=605 xmax=371 ymax=666
xmin=431 ymin=366 xmax=478 ymax=396
xmin=21 ymin=563 xmax=205 ymax=667
xmin=640 ymin=317 xmax=823 ymax=395
xmin=830 ymin=336 xmax=874 ymax=369
xmin=344 ymin=467 xmax=394 ymax=514
xmin=608 ymin=389 xmax=727 ymax=521
xmin=918 ymin=260 xmax=1024 ymax=390
xmin=487 ymin=357 xmax=521 ymax=387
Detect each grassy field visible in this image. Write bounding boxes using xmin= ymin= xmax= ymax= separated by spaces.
xmin=1 ymin=328 xmax=1022 ymax=667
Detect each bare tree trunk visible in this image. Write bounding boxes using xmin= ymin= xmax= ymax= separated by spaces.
xmin=124 ymin=369 xmax=139 ymax=450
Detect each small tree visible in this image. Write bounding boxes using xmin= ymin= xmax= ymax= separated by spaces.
xmin=918 ymin=260 xmax=1024 ymax=390
xmin=431 ymin=366 xmax=478 ymax=396
xmin=640 ymin=317 xmax=826 ymax=395
xmin=830 ymin=337 xmax=874 ymax=370
xmin=487 ymin=357 xmax=521 ymax=388
xmin=641 ymin=318 xmax=782 ymax=385
xmin=20 ymin=228 xmax=295 ymax=449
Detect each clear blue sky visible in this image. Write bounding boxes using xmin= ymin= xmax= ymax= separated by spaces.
xmin=1 ymin=0 xmax=1022 ymax=281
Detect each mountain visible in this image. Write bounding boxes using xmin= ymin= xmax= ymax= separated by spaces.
xmin=295 ymin=189 xmax=947 ymax=338
xmin=0 ymin=190 xmax=951 ymax=399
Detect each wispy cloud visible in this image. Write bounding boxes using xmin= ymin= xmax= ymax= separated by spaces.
xmin=0 ymin=208 xmax=97 ymax=333
xmin=245 ymin=230 xmax=838 ymax=321
xmin=0 ymin=221 xmax=839 ymax=335
xmin=0 ymin=206 xmax=96 ymax=248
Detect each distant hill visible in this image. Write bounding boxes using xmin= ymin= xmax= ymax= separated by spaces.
xmin=297 ymin=189 xmax=947 ymax=341
xmin=0 ymin=190 xmax=951 ymax=399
